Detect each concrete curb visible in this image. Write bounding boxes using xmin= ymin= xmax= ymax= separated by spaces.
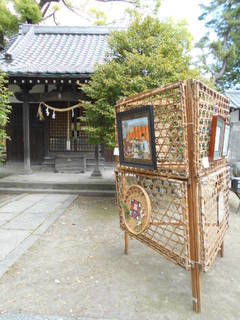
xmin=0 ymin=182 xmax=116 ymax=189
xmin=0 ymin=315 xmax=115 ymax=320
xmin=0 ymin=189 xmax=116 ymax=196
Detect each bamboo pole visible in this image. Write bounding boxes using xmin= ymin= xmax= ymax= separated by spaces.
xmin=122 ymin=173 xmax=129 ymax=254
xmin=186 ymin=80 xmax=202 ymax=313
xmin=116 ymin=82 xmax=181 ymax=107
xmin=220 ymin=241 xmax=224 ymax=258
xmin=124 ymin=231 xmax=129 ymax=255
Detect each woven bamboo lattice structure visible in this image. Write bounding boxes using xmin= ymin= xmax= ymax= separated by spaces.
xmin=116 ymin=172 xmax=190 ymax=268
xmin=115 ymin=80 xmax=230 ymax=313
xmin=199 ymin=166 xmax=230 ymax=272
xmin=116 ymin=82 xmax=189 ymax=179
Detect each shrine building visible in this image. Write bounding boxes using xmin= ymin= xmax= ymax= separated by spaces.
xmin=0 ymin=24 xmax=111 ymax=173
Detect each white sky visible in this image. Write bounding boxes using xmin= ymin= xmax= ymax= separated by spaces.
xmin=43 ymin=0 xmax=210 ymax=44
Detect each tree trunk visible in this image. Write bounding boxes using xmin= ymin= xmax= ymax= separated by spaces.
xmin=213 ymin=58 xmax=227 ymax=83
xmin=212 ymin=31 xmax=229 ymax=84
xmin=0 ymin=33 xmax=4 ymax=50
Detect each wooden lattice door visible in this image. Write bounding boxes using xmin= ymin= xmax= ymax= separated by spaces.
xmin=70 ymin=108 xmax=94 ymax=152
xmin=49 ymin=111 xmax=68 ymax=152
xmin=49 ymin=106 xmax=94 ymax=152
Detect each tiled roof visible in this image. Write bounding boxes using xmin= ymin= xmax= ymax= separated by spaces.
xmin=225 ymin=90 xmax=240 ymax=110
xmin=0 ymin=24 xmax=110 ymax=78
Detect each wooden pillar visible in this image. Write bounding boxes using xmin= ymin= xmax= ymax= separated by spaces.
xmin=186 ymin=80 xmax=202 ymax=313
xmin=43 ymin=117 xmax=49 ymax=158
xmin=220 ymin=241 xmax=224 ymax=258
xmin=22 ymin=101 xmax=32 ymax=174
xmin=124 ymin=231 xmax=129 ymax=255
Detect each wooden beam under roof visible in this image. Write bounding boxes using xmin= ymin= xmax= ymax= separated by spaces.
xmin=9 ymin=76 xmax=90 ymax=85
xmin=14 ymin=90 xmax=84 ymax=102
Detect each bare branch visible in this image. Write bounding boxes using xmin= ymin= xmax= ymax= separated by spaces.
xmin=41 ymin=2 xmax=51 ymax=17
xmin=38 ymin=0 xmax=60 ymax=10
xmin=38 ymin=0 xmax=137 ymax=24
xmin=42 ymin=8 xmax=57 ymax=20
xmin=53 ymin=12 xmax=59 ymax=25
xmin=61 ymin=0 xmax=80 ymax=15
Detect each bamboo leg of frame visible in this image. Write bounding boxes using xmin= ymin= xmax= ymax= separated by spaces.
xmin=220 ymin=241 xmax=224 ymax=258
xmin=186 ymin=80 xmax=202 ymax=313
xmin=124 ymin=231 xmax=129 ymax=255
xmin=235 ymin=200 xmax=240 ymax=214
xmin=190 ymin=263 xmax=202 ymax=313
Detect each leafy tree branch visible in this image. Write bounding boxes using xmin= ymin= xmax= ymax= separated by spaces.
xmin=0 ymin=73 xmax=11 ymax=161
xmin=81 ymin=16 xmax=200 ymax=147
xmin=197 ymin=0 xmax=240 ymax=89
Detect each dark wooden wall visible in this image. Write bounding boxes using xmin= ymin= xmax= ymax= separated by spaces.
xmin=6 ymin=103 xmax=113 ymax=164
xmin=6 ymin=104 xmax=45 ymax=163
xmin=30 ymin=104 xmax=45 ymax=162
xmin=6 ymin=104 xmax=23 ymax=161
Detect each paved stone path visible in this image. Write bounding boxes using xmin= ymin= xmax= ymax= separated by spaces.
xmin=0 ymin=193 xmax=77 ymax=279
xmin=0 ymin=316 xmax=105 ymax=320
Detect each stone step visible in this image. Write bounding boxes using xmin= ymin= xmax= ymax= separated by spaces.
xmin=0 ymin=181 xmax=116 ymax=191
xmin=56 ymin=164 xmax=86 ymax=169
xmin=0 ymin=188 xmax=116 ymax=196
xmin=50 ymin=152 xmax=94 ymax=157
xmin=55 ymin=157 xmax=86 ymax=173
xmin=55 ymin=167 xmax=85 ymax=170
xmin=42 ymin=162 xmax=55 ymax=167
xmin=44 ymin=156 xmax=105 ymax=162
xmin=42 ymin=156 xmax=55 ymax=165
xmin=42 ymin=156 xmax=107 ymax=173
xmin=86 ymin=157 xmax=105 ymax=164
xmin=40 ymin=166 xmax=56 ymax=172
xmin=86 ymin=164 xmax=105 ymax=171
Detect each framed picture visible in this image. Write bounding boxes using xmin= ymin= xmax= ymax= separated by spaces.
xmin=222 ymin=124 xmax=230 ymax=158
xmin=116 ymin=105 xmax=157 ymax=170
xmin=209 ymin=115 xmax=225 ymax=161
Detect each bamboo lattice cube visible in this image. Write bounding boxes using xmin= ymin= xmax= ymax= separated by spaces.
xmin=115 ymin=80 xmax=230 ymax=312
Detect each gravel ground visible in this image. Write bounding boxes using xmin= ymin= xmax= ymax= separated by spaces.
xmin=0 ymin=194 xmax=239 ymax=320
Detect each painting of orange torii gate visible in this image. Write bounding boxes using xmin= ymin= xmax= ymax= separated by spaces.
xmin=122 ymin=116 xmax=151 ymax=160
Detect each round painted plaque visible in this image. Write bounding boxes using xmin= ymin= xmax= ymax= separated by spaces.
xmin=122 ymin=185 xmax=151 ymax=235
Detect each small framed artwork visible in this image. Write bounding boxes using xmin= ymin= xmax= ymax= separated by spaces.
xmin=222 ymin=124 xmax=230 ymax=158
xmin=209 ymin=115 xmax=225 ymax=161
xmin=122 ymin=184 xmax=151 ymax=235
xmin=116 ymin=105 xmax=157 ymax=170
